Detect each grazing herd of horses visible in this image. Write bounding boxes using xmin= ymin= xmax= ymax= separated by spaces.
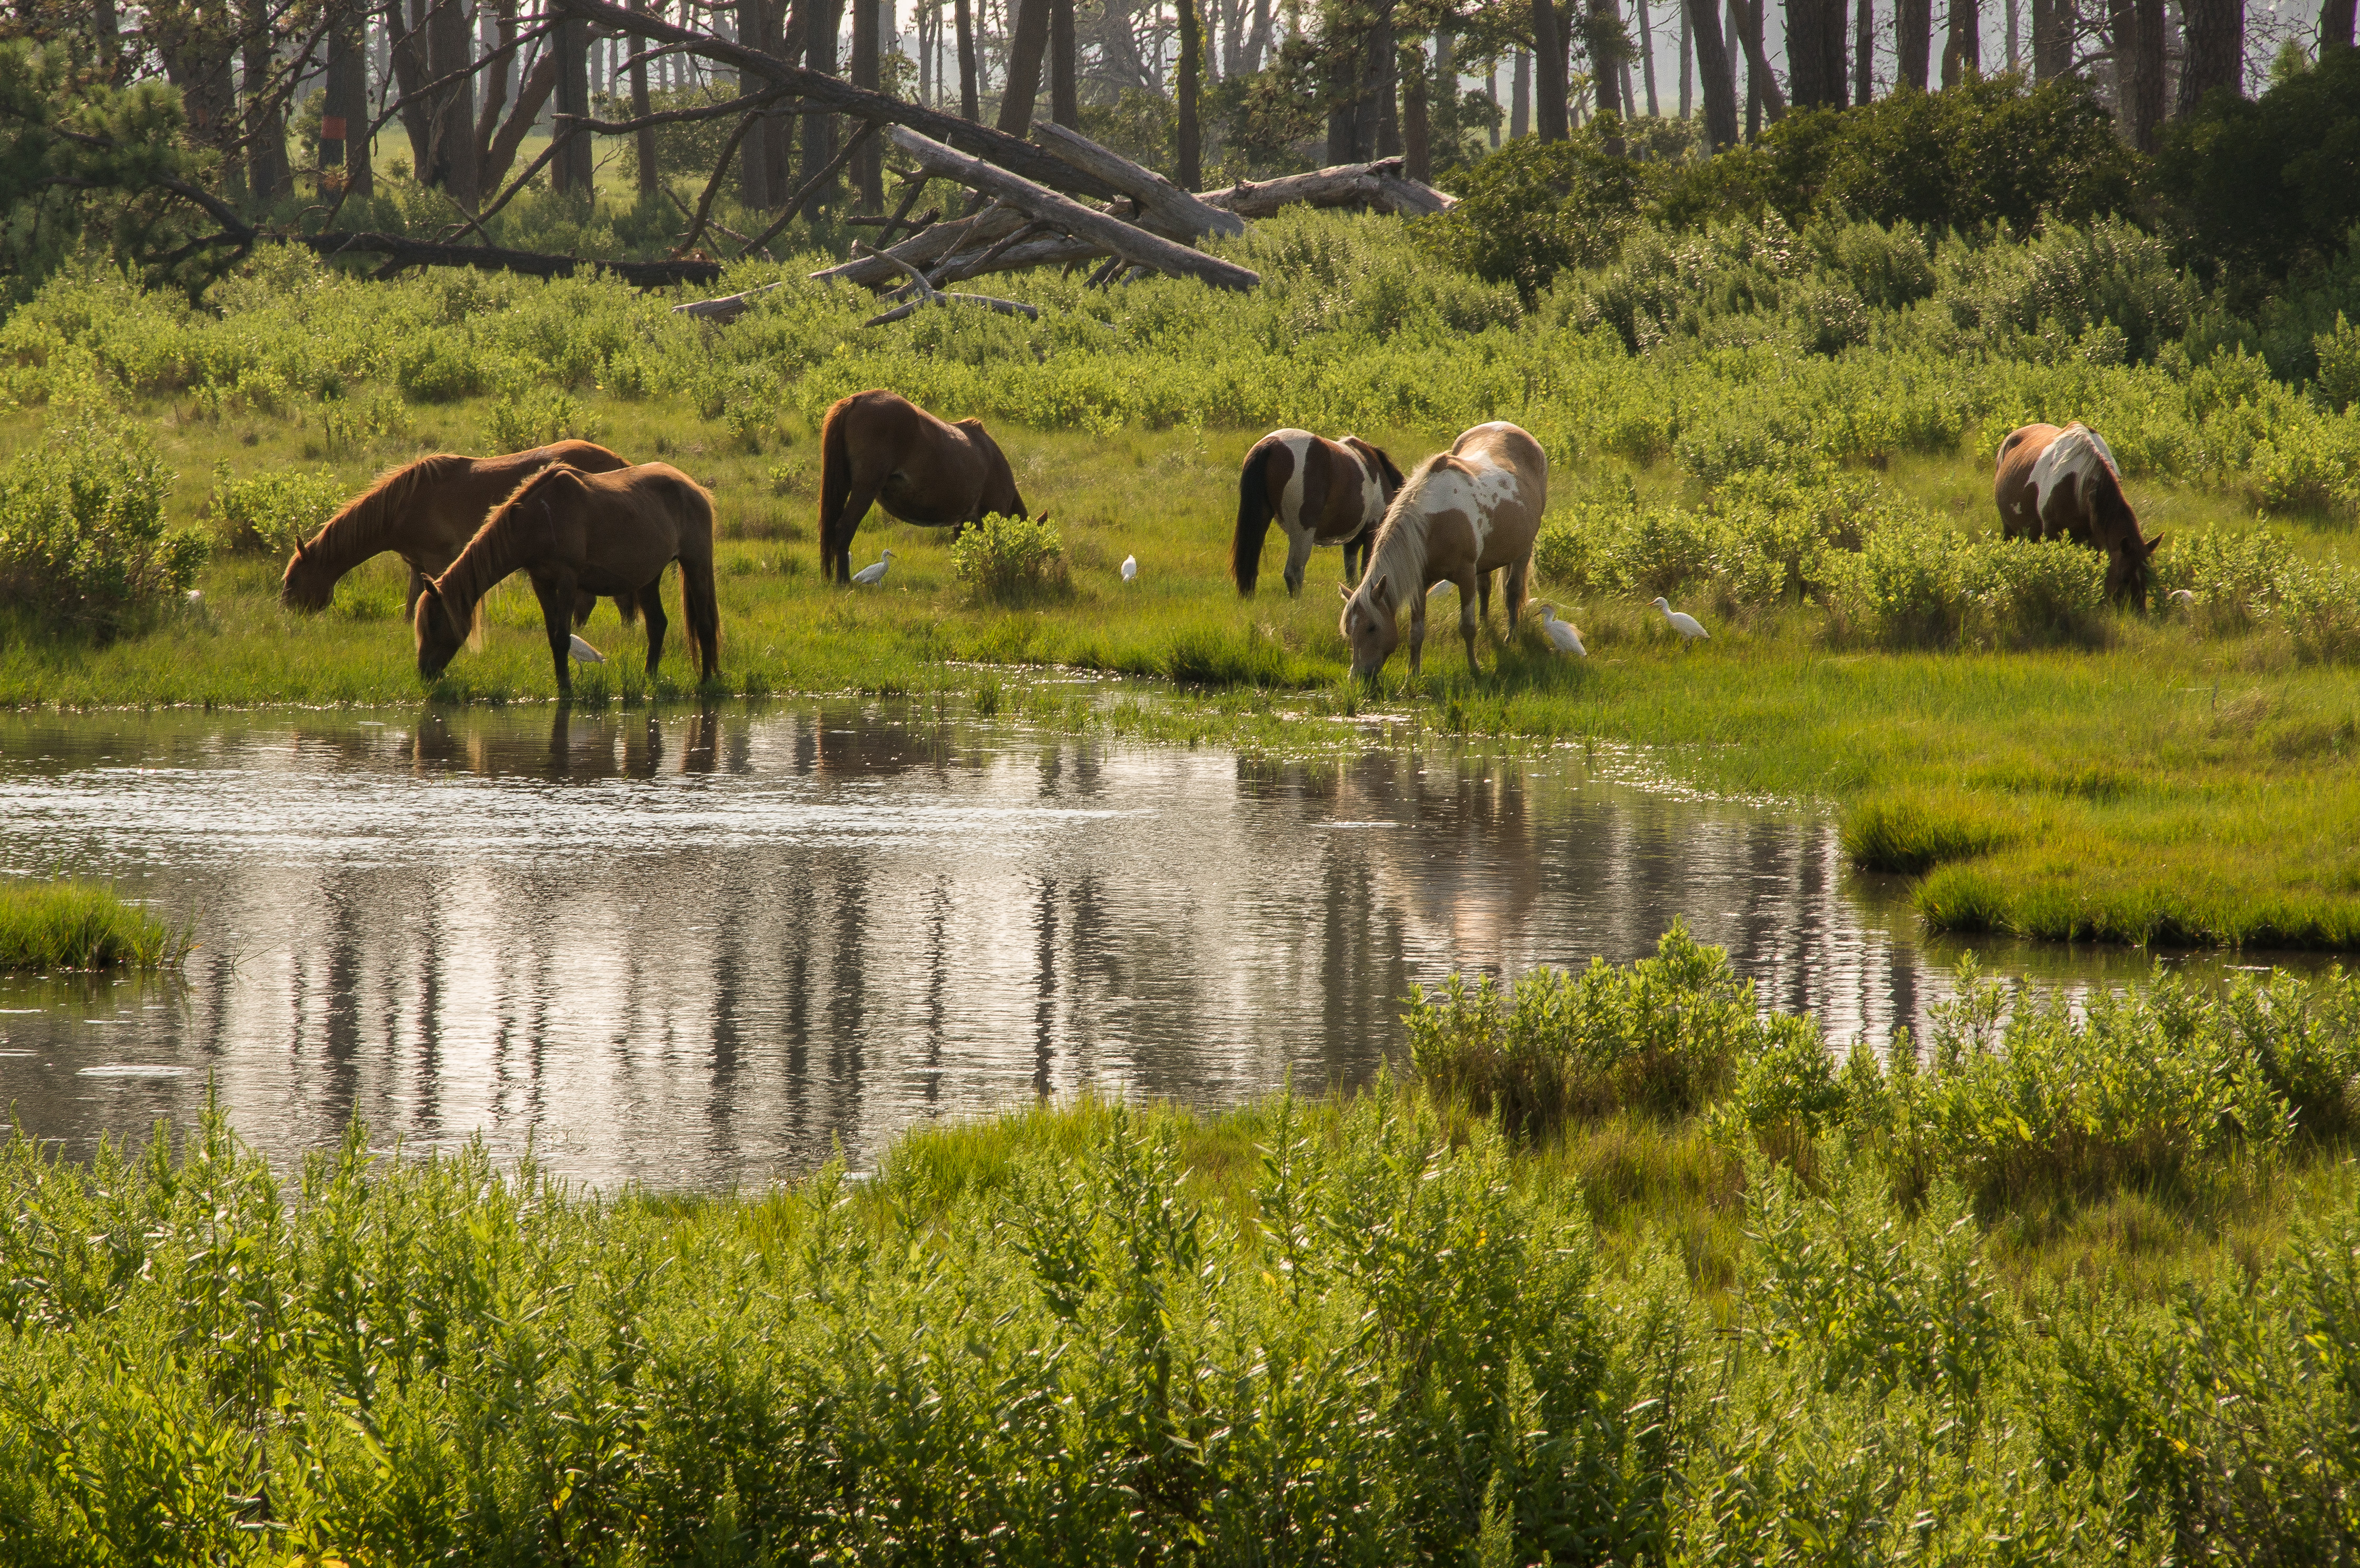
xmin=274 ymin=384 xmax=2159 ymax=694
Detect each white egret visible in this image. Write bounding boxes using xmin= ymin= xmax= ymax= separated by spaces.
xmin=851 ymin=548 xmax=895 ymax=586
xmin=1651 ymin=596 xmax=1709 ymax=645
xmin=568 ymin=633 xmax=606 ymax=664
xmin=1536 ymin=605 xmax=1587 ymax=656
xmin=2168 ymin=587 xmax=2196 ymax=609
xmin=1121 ymin=554 xmax=1138 ymax=582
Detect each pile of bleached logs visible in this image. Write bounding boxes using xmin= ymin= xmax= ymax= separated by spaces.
xmin=677 ymin=121 xmax=1456 ymax=325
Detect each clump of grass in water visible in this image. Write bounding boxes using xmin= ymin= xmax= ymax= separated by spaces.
xmin=0 ymin=881 xmax=187 ymax=971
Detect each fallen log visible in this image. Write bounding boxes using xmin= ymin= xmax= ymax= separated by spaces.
xmin=673 ymin=280 xmax=788 ymax=322
xmin=927 ymin=231 xmax=1103 ymax=288
xmin=808 ymin=203 xmax=1026 ymax=290
xmin=886 ymin=126 xmax=1258 ymax=292
xmin=1030 ymin=121 xmax=1243 ymax=243
xmin=856 ymin=245 xmax=1042 ymax=329
xmin=300 ymin=231 xmax=723 ymax=287
xmin=1201 ymin=157 xmax=1456 ymax=220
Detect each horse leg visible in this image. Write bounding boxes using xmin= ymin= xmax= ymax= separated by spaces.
xmin=1504 ymin=558 xmax=1530 ymax=626
xmin=529 ymin=569 xmax=577 ymax=699
xmin=1408 ymin=592 xmax=1426 ymax=678
xmin=1476 ymin=570 xmax=1493 ymax=624
xmin=828 ymin=479 xmax=887 ymax=583
xmin=1458 ymin=574 xmax=1482 ymax=672
xmin=638 ymin=579 xmax=668 ymax=680
xmin=1281 ymin=530 xmax=1315 ymax=597
xmin=404 ymin=566 xmax=427 ymax=621
xmin=1343 ymin=530 xmax=1369 ymax=586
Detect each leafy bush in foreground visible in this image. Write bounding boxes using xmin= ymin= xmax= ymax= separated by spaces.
xmin=0 ymin=422 xmax=205 ymax=635
xmin=205 ymin=463 xmax=342 ymax=555
xmin=952 ymin=511 xmax=1071 ymax=605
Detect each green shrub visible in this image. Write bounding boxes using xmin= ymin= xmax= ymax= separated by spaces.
xmin=0 ymin=422 xmax=205 ymax=635
xmin=2317 ymin=312 xmax=2360 ymax=412
xmin=393 ymin=335 xmax=484 ymax=403
xmin=1416 ymin=130 xmax=1655 ymax=301
xmin=1960 ymin=537 xmax=2111 ymax=648
xmin=207 ymin=463 xmax=344 ymax=554
xmin=2248 ymin=415 xmax=2360 ymax=518
xmin=951 ymin=512 xmax=1071 ymax=605
xmin=0 ymin=880 xmax=186 ymax=970
xmin=482 ymin=387 xmax=600 ymax=452
xmin=1817 ymin=510 xmax=1966 ymax=648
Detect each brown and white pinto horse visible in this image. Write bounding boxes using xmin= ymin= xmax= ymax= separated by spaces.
xmin=1231 ymin=428 xmax=1406 ymax=596
xmin=817 ymin=389 xmax=1031 ymax=584
xmin=1994 ymin=422 xmax=2163 ymax=609
xmin=1339 ymin=422 xmax=1548 ymax=680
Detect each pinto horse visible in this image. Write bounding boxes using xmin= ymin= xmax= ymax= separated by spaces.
xmin=1994 ymin=422 xmax=2163 ymax=608
xmin=1230 ymin=429 xmax=1406 ymax=597
xmin=1339 ymin=423 xmax=1548 ymax=681
xmin=280 ymin=442 xmax=632 ymax=623
xmin=817 ymin=389 xmax=1030 ymax=584
xmin=415 ymin=462 xmax=720 ymax=698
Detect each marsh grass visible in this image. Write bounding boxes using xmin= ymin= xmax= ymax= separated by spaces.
xmin=0 ymin=880 xmax=187 ymax=970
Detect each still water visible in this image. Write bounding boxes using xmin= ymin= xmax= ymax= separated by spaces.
xmin=0 ymin=699 xmax=2226 ymax=1188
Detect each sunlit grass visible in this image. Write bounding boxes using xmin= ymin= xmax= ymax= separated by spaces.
xmin=0 ymin=880 xmax=187 ymax=971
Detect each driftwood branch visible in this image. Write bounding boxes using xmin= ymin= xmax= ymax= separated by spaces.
xmin=1202 ymin=157 xmax=1457 ymax=220
xmin=856 ymin=243 xmax=1040 ymax=328
xmin=673 ymin=280 xmax=788 ymax=322
xmin=1030 ymin=120 xmax=1243 ymax=242
xmin=886 ymin=126 xmax=1258 ymax=292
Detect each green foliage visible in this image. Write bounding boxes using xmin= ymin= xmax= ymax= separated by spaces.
xmin=0 ymin=879 xmax=185 ymax=969
xmin=482 ymin=386 xmax=600 ymax=452
xmin=1842 ymin=791 xmax=2022 ymax=875
xmin=0 ymin=421 xmax=205 ymax=635
xmin=2319 ymin=312 xmax=2360 ymax=412
xmin=1416 ymin=129 xmax=1654 ymax=300
xmin=951 ymin=511 xmax=1071 ymax=605
xmin=206 ymin=463 xmax=342 ymax=554
xmin=594 ymin=82 xmax=746 ymax=191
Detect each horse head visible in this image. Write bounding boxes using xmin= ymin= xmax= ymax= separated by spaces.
xmin=413 ymin=579 xmax=469 ymax=680
xmin=2107 ymin=533 xmax=2165 ymax=611
xmin=1339 ymin=573 xmax=1401 ymax=682
xmin=278 ymin=535 xmax=336 ymax=612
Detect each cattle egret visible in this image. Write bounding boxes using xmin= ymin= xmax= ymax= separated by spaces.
xmin=1122 ymin=554 xmax=1138 ymax=582
xmin=1536 ymin=605 xmax=1587 ymax=656
xmin=1651 ymin=597 xmax=1709 ymax=644
xmin=851 ymin=548 xmax=895 ymax=586
xmin=568 ymin=633 xmax=605 ymax=664
xmin=2168 ymin=588 xmax=2196 ymax=608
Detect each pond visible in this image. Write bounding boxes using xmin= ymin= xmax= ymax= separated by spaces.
xmin=0 ymin=699 xmax=2258 ymax=1189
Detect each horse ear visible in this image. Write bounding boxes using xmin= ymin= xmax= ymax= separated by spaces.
xmin=2146 ymin=533 xmax=2166 ymax=557
xmin=1337 ymin=582 xmax=1353 ymax=601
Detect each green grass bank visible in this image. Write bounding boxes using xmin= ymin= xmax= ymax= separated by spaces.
xmin=0 ymin=880 xmax=184 ymax=972
xmin=6 ymin=933 xmax=2360 ymax=1564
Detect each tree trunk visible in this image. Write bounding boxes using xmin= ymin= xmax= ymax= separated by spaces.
xmin=1051 ymin=0 xmax=1078 ymax=123
xmin=1896 ymin=0 xmax=1932 ymax=85
xmin=956 ymin=0 xmax=980 ymax=115
xmin=1245 ymin=0 xmax=1274 ymax=69
xmin=1327 ymin=21 xmax=1362 ymax=159
xmin=1680 ymin=0 xmax=1693 ymax=112
xmin=800 ymin=0 xmax=846 ymax=215
xmin=996 ymin=0 xmax=1050 ymax=132
xmin=631 ymin=0 xmax=659 ymax=198
xmin=426 ymin=0 xmax=481 ymax=204
xmin=1854 ymin=0 xmax=1873 ymax=99
xmin=553 ymin=16 xmax=592 ymax=194
xmin=1741 ymin=0 xmax=1759 ymax=134
xmin=1589 ymin=0 xmax=1629 ymax=150
xmin=239 ymin=0 xmax=291 ymax=204
xmin=1403 ymin=35 xmax=1431 ymax=177
xmin=327 ymin=1 xmax=371 ymax=193
xmin=1788 ymin=0 xmax=1832 ymax=103
xmin=1533 ymin=0 xmax=1570 ymax=138
xmin=2006 ymin=0 xmax=2020 ymax=67
xmin=2175 ymin=0 xmax=2241 ymax=110
xmin=1687 ymin=0 xmax=1736 ymax=140
xmin=473 ymin=0 xmax=515 ymax=172
xmin=2109 ymin=0 xmax=2162 ymax=145
xmin=2323 ymin=0 xmax=2356 ymax=49
xmin=1371 ymin=10 xmax=1401 ymax=156
xmin=852 ymin=0 xmax=880 ymax=207
xmin=1512 ymin=45 xmax=1531 ymax=135
xmin=740 ymin=0 xmax=772 ymax=204
xmin=1730 ymin=0 xmax=1786 ymax=117
xmin=1637 ymin=0 xmax=1661 ymax=112
xmin=386 ymin=0 xmax=432 ymax=182
xmin=1179 ymin=0 xmax=1202 ymax=185
xmin=1941 ymin=0 xmax=1978 ymax=83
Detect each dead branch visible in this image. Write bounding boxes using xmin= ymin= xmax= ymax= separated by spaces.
xmin=301 ymin=231 xmax=722 ymax=286
xmin=556 ymin=83 xmax=798 ymax=135
xmin=675 ymin=108 xmax=767 ymax=258
xmin=856 ymin=244 xmax=1040 ymax=328
xmin=1030 ymin=120 xmax=1242 ymax=242
xmin=738 ymin=119 xmax=877 ymax=256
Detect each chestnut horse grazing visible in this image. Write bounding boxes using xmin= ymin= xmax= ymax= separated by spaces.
xmin=1339 ymin=423 xmax=1548 ymax=680
xmin=817 ymin=389 xmax=1029 ymax=584
xmin=415 ymin=463 xmax=720 ymax=698
xmin=1231 ymin=429 xmax=1406 ymax=596
xmin=280 ymin=441 xmax=631 ymax=620
xmin=1994 ymin=422 xmax=2163 ymax=608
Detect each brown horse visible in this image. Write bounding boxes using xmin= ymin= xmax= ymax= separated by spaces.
xmin=1231 ymin=428 xmax=1406 ymax=597
xmin=1339 ymin=422 xmax=1549 ymax=680
xmin=1994 ymin=422 xmax=2163 ymax=609
xmin=817 ymin=389 xmax=1030 ymax=584
xmin=280 ymin=441 xmax=632 ymax=623
xmin=415 ymin=462 xmax=720 ymax=698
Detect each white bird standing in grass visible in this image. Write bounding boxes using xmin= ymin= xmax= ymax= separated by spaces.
xmin=1536 ymin=605 xmax=1587 ymax=656
xmin=851 ymin=548 xmax=895 ymax=586
xmin=1122 ymin=554 xmax=1138 ymax=582
xmin=568 ymin=633 xmax=605 ymax=664
xmin=1651 ymin=596 xmax=1710 ymax=645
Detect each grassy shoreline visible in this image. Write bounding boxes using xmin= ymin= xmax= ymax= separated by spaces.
xmin=0 ymin=880 xmax=187 ymax=972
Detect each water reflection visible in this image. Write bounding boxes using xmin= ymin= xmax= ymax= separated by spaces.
xmin=0 ymin=702 xmax=2294 ymax=1189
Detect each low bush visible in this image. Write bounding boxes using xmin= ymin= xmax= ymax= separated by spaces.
xmin=951 ymin=512 xmax=1071 ymax=605
xmin=207 ymin=462 xmax=342 ymax=554
xmin=0 ymin=422 xmax=205 ymax=635
xmin=482 ymin=386 xmax=600 ymax=453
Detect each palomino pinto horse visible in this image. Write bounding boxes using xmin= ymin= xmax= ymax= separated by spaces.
xmin=281 ymin=441 xmax=632 ymax=623
xmin=415 ymin=462 xmax=720 ymax=698
xmin=817 ymin=389 xmax=1030 ymax=584
xmin=1339 ymin=423 xmax=1549 ymax=681
xmin=1231 ymin=429 xmax=1406 ymax=596
xmin=1993 ymin=422 xmax=2163 ymax=608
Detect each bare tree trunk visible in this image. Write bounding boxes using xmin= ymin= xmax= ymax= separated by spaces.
xmin=1588 ymin=0 xmax=1629 ymax=150
xmin=1942 ymin=0 xmax=1978 ymax=83
xmin=1739 ymin=0 xmax=1759 ymax=132
xmin=1512 ymin=45 xmax=1531 ymax=134
xmin=385 ymin=0 xmax=433 ymax=182
xmin=2031 ymin=0 xmax=2070 ymax=72
xmin=2325 ymin=0 xmax=2356 ymax=48
xmin=2006 ymin=0 xmax=2020 ymax=66
xmin=739 ymin=0 xmax=771 ymax=203
xmin=427 ymin=0 xmax=481 ymax=204
xmin=1363 ymin=6 xmax=1398 ymax=155
xmin=2175 ymin=0 xmax=2241 ymax=108
xmin=1680 ymin=0 xmax=1693 ymax=111
xmin=1896 ymin=0 xmax=1932 ymax=84
xmin=1051 ymin=0 xmax=1078 ymax=123
xmin=851 ymin=0 xmax=880 ymax=206
xmin=553 ymin=15 xmax=592 ymax=194
xmin=2109 ymin=0 xmax=2161 ymax=144
xmin=996 ymin=0 xmax=1050 ymax=131
xmin=473 ymin=0 xmax=515 ymax=169
xmin=631 ymin=0 xmax=658 ymax=198
xmin=1854 ymin=0 xmax=1873 ymax=97
xmin=956 ymin=0 xmax=980 ymax=115
xmin=1730 ymin=0 xmax=1786 ymax=115
xmin=1327 ymin=21 xmax=1362 ymax=158
xmin=1637 ymin=0 xmax=1661 ymax=111
xmin=1788 ymin=0 xmax=1834 ymax=103
xmin=240 ymin=0 xmax=292 ymax=203
xmin=1403 ymin=34 xmax=1431 ymax=176
xmin=327 ymin=0 xmax=372 ymax=193
xmin=1246 ymin=0 xmax=1274 ymax=68
xmin=1179 ymin=0 xmax=1203 ymax=183
xmin=800 ymin=0 xmax=846 ymax=215
xmin=1533 ymin=0 xmax=1570 ymax=137
xmin=1688 ymin=0 xmax=1737 ymax=139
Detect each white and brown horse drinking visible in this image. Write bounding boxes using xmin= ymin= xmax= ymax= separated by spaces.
xmin=281 ymin=441 xmax=631 ymax=621
xmin=817 ymin=389 xmax=1031 ymax=584
xmin=1231 ymin=429 xmax=1406 ymax=596
xmin=1339 ymin=422 xmax=1548 ymax=681
xmin=415 ymin=462 xmax=720 ymax=698
xmin=1994 ymin=422 xmax=2163 ymax=608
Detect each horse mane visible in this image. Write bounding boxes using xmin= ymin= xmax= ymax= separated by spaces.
xmin=1351 ymin=450 xmax=1461 ymax=615
xmin=301 ymin=453 xmax=472 ymax=564
xmin=436 ymin=464 xmax=580 ymax=618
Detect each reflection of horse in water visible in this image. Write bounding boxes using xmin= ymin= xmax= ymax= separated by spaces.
xmin=408 ymin=703 xmax=726 ymax=778
xmin=816 ymin=389 xmax=1031 ymax=584
xmin=280 ymin=441 xmax=632 ymax=624
xmin=1230 ymin=429 xmax=1405 ymax=597
xmin=1339 ymin=422 xmax=1548 ymax=680
xmin=1993 ymin=422 xmax=2163 ymax=608
xmin=415 ymin=463 xmax=720 ymax=698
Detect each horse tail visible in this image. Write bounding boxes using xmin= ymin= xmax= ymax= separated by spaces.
xmin=819 ymin=399 xmax=853 ymax=577
xmin=679 ymin=476 xmax=721 ymax=681
xmin=1232 ymin=442 xmax=1276 ymax=597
